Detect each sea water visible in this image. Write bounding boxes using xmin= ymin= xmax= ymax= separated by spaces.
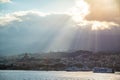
xmin=0 ymin=70 xmax=120 ymax=80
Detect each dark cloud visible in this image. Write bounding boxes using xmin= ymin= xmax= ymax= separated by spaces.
xmin=85 ymin=0 xmax=120 ymax=25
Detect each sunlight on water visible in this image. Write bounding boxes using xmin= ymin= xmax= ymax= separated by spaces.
xmin=0 ymin=70 xmax=120 ymax=80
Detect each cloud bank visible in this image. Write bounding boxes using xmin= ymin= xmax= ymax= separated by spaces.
xmin=0 ymin=0 xmax=11 ymax=3
xmin=85 ymin=0 xmax=120 ymax=25
xmin=0 ymin=10 xmax=120 ymax=55
xmin=0 ymin=10 xmax=50 ymax=26
xmin=0 ymin=0 xmax=120 ymax=55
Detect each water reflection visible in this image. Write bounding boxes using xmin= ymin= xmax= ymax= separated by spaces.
xmin=0 ymin=70 xmax=120 ymax=80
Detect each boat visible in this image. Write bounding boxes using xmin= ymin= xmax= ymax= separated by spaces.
xmin=65 ymin=66 xmax=90 ymax=71
xmin=93 ymin=67 xmax=115 ymax=73
xmin=65 ymin=66 xmax=80 ymax=71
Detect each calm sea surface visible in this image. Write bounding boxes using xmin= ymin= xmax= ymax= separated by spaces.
xmin=0 ymin=70 xmax=120 ymax=80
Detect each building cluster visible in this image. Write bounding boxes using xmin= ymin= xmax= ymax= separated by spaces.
xmin=0 ymin=51 xmax=120 ymax=71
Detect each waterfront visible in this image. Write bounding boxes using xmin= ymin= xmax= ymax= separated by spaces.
xmin=0 ymin=70 xmax=120 ymax=80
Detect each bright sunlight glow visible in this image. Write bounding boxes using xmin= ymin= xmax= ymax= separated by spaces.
xmin=68 ymin=0 xmax=119 ymax=30
xmin=69 ymin=0 xmax=89 ymax=22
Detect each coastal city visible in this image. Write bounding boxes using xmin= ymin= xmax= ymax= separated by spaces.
xmin=0 ymin=50 xmax=120 ymax=72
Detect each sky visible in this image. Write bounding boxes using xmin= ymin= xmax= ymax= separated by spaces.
xmin=0 ymin=0 xmax=120 ymax=55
